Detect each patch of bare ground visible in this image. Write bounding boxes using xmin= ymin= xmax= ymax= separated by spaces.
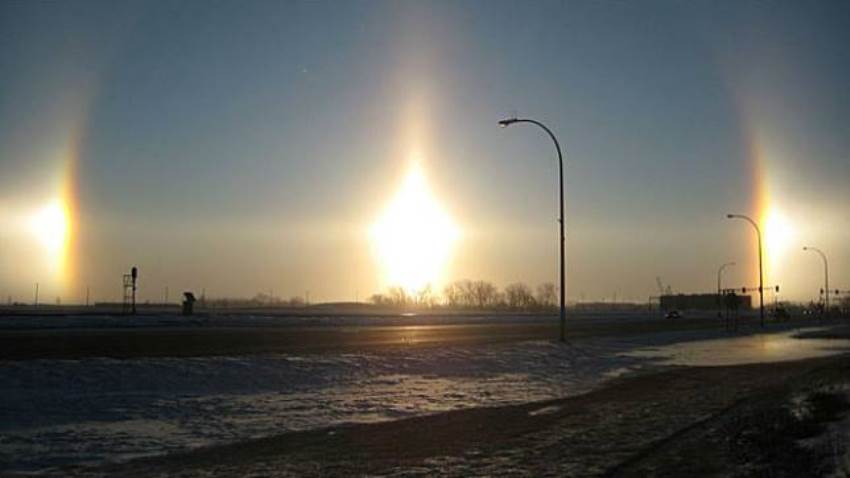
xmin=40 ymin=353 xmax=850 ymax=478
xmin=609 ymin=358 xmax=850 ymax=477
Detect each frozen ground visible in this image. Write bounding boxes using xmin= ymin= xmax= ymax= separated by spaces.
xmin=2 ymin=325 xmax=849 ymax=474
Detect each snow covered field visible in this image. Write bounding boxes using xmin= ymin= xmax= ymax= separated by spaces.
xmin=2 ymin=325 xmax=849 ymax=473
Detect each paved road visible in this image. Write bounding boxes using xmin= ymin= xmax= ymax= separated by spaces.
xmin=0 ymin=314 xmax=772 ymax=360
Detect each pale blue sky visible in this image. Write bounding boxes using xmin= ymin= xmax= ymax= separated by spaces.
xmin=1 ymin=1 xmax=848 ymax=303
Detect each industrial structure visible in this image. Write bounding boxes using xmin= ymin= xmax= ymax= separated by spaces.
xmin=122 ymin=267 xmax=138 ymax=315
xmin=660 ymin=293 xmax=752 ymax=311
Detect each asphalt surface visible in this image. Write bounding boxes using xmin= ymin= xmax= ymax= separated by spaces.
xmin=0 ymin=313 xmax=762 ymax=360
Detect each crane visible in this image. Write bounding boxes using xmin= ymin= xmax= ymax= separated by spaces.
xmin=656 ymin=277 xmax=672 ymax=296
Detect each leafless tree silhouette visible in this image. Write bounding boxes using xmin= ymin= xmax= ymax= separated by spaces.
xmin=536 ymin=283 xmax=557 ymax=309
xmin=505 ymin=282 xmax=536 ymax=310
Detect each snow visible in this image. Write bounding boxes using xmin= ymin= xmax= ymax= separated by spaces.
xmin=2 ymin=325 xmax=849 ymax=473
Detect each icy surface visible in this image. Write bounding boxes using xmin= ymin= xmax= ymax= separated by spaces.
xmin=625 ymin=327 xmax=850 ymax=366
xmin=2 ymin=326 xmax=849 ymax=473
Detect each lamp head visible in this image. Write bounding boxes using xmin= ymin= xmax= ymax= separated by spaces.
xmin=726 ymin=214 xmax=735 ymax=219
xmin=803 ymin=246 xmax=809 ymax=251
xmin=498 ymin=118 xmax=518 ymax=128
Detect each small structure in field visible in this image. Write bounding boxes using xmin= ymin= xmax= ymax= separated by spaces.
xmin=182 ymin=292 xmax=196 ymax=316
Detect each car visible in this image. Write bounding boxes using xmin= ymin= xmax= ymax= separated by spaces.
xmin=665 ymin=310 xmax=682 ymax=320
xmin=772 ymin=307 xmax=790 ymax=321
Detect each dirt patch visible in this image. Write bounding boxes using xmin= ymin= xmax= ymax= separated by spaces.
xmin=610 ymin=361 xmax=850 ymax=477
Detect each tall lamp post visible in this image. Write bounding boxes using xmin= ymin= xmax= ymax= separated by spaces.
xmin=726 ymin=214 xmax=764 ymax=327
xmin=803 ymin=246 xmax=829 ymax=317
xmin=499 ymin=117 xmax=566 ymax=342
xmin=717 ymin=261 xmax=735 ymax=317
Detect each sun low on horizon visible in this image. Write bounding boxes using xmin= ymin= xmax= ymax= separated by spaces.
xmin=370 ymin=161 xmax=460 ymax=294
xmin=28 ymin=198 xmax=73 ymax=279
xmin=29 ymin=200 xmax=69 ymax=256
xmin=763 ymin=207 xmax=794 ymax=270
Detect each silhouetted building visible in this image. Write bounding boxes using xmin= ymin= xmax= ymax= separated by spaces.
xmin=573 ymin=302 xmax=646 ymax=312
xmin=661 ymin=293 xmax=752 ymax=311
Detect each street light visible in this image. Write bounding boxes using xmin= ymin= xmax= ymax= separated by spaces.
xmin=499 ymin=117 xmax=566 ymax=342
xmin=726 ymin=213 xmax=764 ymax=327
xmin=803 ymin=246 xmax=829 ymax=317
xmin=717 ymin=261 xmax=735 ymax=317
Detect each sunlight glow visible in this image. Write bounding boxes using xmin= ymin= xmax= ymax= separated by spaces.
xmin=762 ymin=208 xmax=795 ymax=277
xmin=29 ymin=200 xmax=70 ymax=268
xmin=371 ymin=163 xmax=459 ymax=293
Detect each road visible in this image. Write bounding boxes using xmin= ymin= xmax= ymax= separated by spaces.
xmin=0 ymin=313 xmax=767 ymax=360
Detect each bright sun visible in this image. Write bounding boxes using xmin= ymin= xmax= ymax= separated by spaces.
xmin=29 ymin=200 xmax=70 ymax=258
xmin=763 ymin=208 xmax=794 ymax=276
xmin=371 ymin=163 xmax=459 ymax=293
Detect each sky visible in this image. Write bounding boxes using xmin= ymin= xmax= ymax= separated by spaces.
xmin=0 ymin=0 xmax=848 ymax=304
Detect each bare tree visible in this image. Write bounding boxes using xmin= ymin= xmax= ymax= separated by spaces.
xmin=387 ymin=286 xmax=409 ymax=307
xmin=459 ymin=280 xmax=476 ymax=306
xmin=471 ymin=280 xmax=499 ymax=308
xmin=536 ymin=282 xmax=557 ymax=309
xmin=416 ymin=284 xmax=436 ymax=308
xmin=505 ymin=282 xmax=536 ymax=309
xmin=370 ymin=293 xmax=388 ymax=306
xmin=442 ymin=280 xmax=482 ymax=308
xmin=494 ymin=290 xmax=507 ymax=308
xmin=443 ymin=282 xmax=462 ymax=307
xmin=380 ymin=280 xmax=558 ymax=311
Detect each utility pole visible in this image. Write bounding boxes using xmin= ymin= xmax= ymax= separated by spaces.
xmin=34 ymin=283 xmax=39 ymax=307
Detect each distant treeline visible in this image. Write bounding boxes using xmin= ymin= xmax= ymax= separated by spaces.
xmin=198 ymin=281 xmax=557 ymax=311
xmin=202 ymin=292 xmax=307 ymax=308
xmin=370 ymin=280 xmax=557 ymax=311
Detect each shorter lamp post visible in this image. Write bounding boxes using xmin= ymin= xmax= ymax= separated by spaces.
xmin=717 ymin=261 xmax=735 ymax=317
xmin=803 ymin=246 xmax=829 ymax=318
xmin=727 ymin=214 xmax=764 ymax=327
